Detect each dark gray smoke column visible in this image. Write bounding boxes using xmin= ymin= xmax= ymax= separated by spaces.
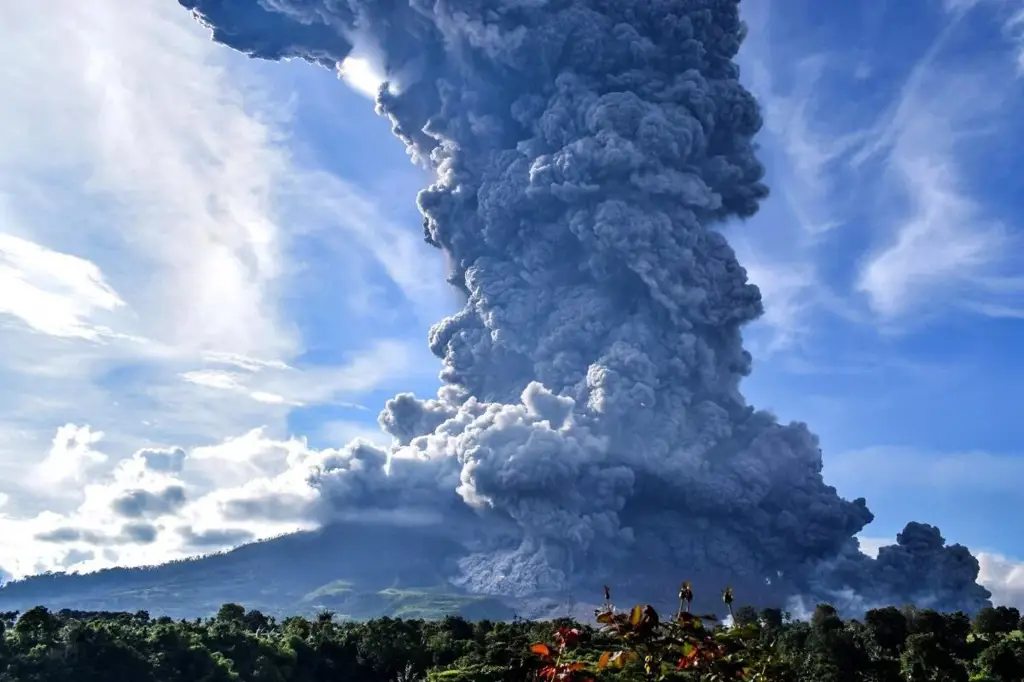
xmin=180 ymin=0 xmax=991 ymax=614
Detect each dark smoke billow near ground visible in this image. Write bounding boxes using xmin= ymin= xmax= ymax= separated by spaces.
xmin=179 ymin=0 xmax=991 ymax=615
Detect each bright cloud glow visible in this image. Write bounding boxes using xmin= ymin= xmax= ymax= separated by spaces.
xmin=339 ymin=56 xmax=386 ymax=99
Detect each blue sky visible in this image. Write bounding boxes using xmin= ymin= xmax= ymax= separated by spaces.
xmin=0 ymin=0 xmax=1021 ymax=606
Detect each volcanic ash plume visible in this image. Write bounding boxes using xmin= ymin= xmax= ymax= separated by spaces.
xmin=180 ymin=0 xmax=991 ymax=614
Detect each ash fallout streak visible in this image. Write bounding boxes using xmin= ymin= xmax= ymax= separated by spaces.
xmin=180 ymin=0 xmax=991 ymax=614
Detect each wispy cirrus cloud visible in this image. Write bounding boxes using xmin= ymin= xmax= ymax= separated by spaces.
xmin=737 ymin=0 xmax=1023 ymax=344
xmin=0 ymin=0 xmax=446 ymax=531
xmin=1009 ymin=10 xmax=1024 ymax=73
xmin=850 ymin=18 xmax=1020 ymax=323
xmin=178 ymin=338 xmax=424 ymax=408
xmin=945 ymin=0 xmax=1024 ymax=74
xmin=830 ymin=446 xmax=1024 ymax=495
xmin=0 ymin=234 xmax=124 ymax=340
xmin=1 ymin=0 xmax=298 ymax=357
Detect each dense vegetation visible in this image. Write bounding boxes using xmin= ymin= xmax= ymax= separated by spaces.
xmin=0 ymin=586 xmax=1022 ymax=682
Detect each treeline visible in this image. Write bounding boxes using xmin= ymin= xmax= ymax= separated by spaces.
xmin=0 ymin=598 xmax=1021 ymax=681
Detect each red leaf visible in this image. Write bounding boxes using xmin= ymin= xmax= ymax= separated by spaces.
xmin=554 ymin=627 xmax=580 ymax=647
xmin=531 ymin=643 xmax=552 ymax=657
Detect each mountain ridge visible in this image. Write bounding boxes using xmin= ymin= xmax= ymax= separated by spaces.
xmin=0 ymin=523 xmax=525 ymax=621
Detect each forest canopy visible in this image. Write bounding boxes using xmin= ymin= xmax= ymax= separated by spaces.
xmin=0 ymin=592 xmax=1021 ymax=682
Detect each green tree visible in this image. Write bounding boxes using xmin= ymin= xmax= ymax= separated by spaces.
xmin=973 ymin=606 xmax=1021 ymax=638
xmin=733 ymin=606 xmax=759 ymax=628
xmin=973 ymin=636 xmax=1024 ymax=682
xmin=215 ymin=603 xmax=246 ymax=626
xmin=13 ymin=606 xmax=60 ymax=644
xmin=900 ymin=632 xmax=967 ymax=682
xmin=758 ymin=608 xmax=784 ymax=631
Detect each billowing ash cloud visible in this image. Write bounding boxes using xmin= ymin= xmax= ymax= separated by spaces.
xmin=180 ymin=0 xmax=991 ymax=613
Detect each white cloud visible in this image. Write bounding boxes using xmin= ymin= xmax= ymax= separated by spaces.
xmin=0 ymin=428 xmax=347 ymax=579
xmin=943 ymin=0 xmax=987 ymax=14
xmin=0 ymin=332 xmax=423 ymax=513
xmin=854 ymin=62 xmax=1016 ymax=320
xmin=288 ymin=169 xmax=454 ymax=324
xmin=978 ymin=552 xmax=1024 ymax=610
xmin=202 ymin=352 xmax=290 ymax=372
xmin=0 ymin=234 xmax=124 ymax=339
xmin=0 ymin=0 xmax=448 ymax=518
xmin=180 ymin=369 xmax=295 ymax=406
xmin=743 ymin=53 xmax=864 ymax=238
xmin=36 ymin=424 xmax=107 ymax=486
xmin=739 ymin=1 xmax=1022 ymax=333
xmin=181 ymin=370 xmax=246 ymax=392
xmin=0 ymin=0 xmax=307 ymax=468
xmin=0 ymin=0 xmax=445 ymax=356
xmin=943 ymin=0 xmax=1024 ymax=74
xmin=736 ymin=255 xmax=816 ymax=353
xmin=1008 ymin=9 xmax=1024 ymax=74
xmin=735 ymin=7 xmax=871 ymax=348
xmin=0 ymin=0 xmax=300 ymax=358
xmin=856 ymin=157 xmax=1009 ymax=319
xmin=179 ymin=338 xmax=424 ymax=408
